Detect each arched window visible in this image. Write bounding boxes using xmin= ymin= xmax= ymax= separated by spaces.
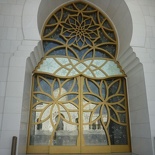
xmin=27 ymin=1 xmax=131 ymax=154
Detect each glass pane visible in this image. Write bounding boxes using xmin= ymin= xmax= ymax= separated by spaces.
xmin=83 ymin=129 xmax=107 ymax=146
xmin=30 ymin=109 xmax=52 ymax=146
xmin=109 ymin=121 xmax=128 ymax=145
xmin=54 ymin=124 xmax=78 ymax=146
xmin=83 ymin=110 xmax=108 ymax=146
xmin=30 ymin=124 xmax=51 ymax=145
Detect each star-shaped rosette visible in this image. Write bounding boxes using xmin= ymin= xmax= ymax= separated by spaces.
xmin=60 ymin=14 xmax=100 ymax=49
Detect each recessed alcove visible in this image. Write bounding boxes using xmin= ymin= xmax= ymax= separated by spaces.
xmin=19 ymin=1 xmax=152 ymax=154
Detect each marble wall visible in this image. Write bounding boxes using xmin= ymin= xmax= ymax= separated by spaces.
xmin=0 ymin=0 xmax=155 ymax=155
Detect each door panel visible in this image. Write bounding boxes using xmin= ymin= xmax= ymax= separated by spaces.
xmin=80 ymin=77 xmax=108 ymax=153
xmin=82 ymin=77 xmax=108 ymax=146
xmin=80 ymin=77 xmax=130 ymax=153
xmin=27 ymin=76 xmax=81 ymax=153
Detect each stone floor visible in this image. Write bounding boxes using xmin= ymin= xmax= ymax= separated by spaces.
xmin=28 ymin=153 xmax=137 ymax=155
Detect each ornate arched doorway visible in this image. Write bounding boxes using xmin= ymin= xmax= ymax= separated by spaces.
xmin=27 ymin=1 xmax=131 ymax=154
